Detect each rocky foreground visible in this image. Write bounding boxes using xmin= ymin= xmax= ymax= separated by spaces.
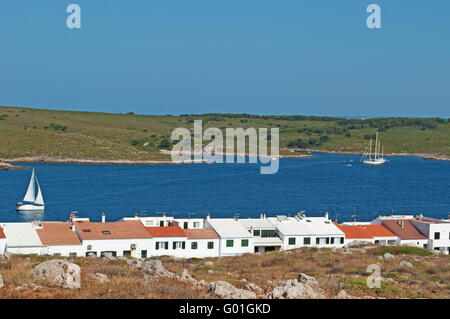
xmin=0 ymin=162 xmax=26 ymax=170
xmin=0 ymin=245 xmax=448 ymax=299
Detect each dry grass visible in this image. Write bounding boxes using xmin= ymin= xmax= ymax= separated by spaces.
xmin=0 ymin=246 xmax=448 ymax=299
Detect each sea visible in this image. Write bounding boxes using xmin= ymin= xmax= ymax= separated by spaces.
xmin=0 ymin=153 xmax=448 ymax=223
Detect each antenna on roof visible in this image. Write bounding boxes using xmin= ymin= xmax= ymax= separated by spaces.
xmin=234 ymin=213 xmax=239 ymax=221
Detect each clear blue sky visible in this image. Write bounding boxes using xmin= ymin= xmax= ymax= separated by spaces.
xmin=0 ymin=1 xmax=449 ymax=117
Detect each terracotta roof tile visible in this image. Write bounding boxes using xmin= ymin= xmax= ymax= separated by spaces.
xmin=36 ymin=222 xmax=81 ymax=246
xmin=76 ymin=220 xmax=152 ymax=240
xmin=184 ymin=228 xmax=220 ymax=239
xmin=381 ymin=220 xmax=427 ymax=240
xmin=0 ymin=226 xmax=5 ymax=239
xmin=334 ymin=223 xmax=372 ymax=239
xmin=363 ymin=225 xmax=397 ymax=238
xmin=145 ymin=226 xmax=186 ymax=238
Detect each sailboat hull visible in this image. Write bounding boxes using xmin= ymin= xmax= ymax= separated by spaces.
xmin=17 ymin=204 xmax=45 ymax=211
xmin=363 ymin=158 xmax=387 ymax=165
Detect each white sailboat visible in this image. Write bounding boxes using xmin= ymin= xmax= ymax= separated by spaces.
xmin=361 ymin=132 xmax=387 ymax=166
xmin=17 ymin=169 xmax=45 ymax=211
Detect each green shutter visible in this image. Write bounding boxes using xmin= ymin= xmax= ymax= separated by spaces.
xmin=241 ymin=239 xmax=249 ymax=247
xmin=226 ymin=240 xmax=234 ymax=247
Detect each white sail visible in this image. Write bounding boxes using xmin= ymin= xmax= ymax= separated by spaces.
xmin=23 ymin=169 xmax=36 ymax=202
xmin=34 ymin=178 xmax=44 ymax=206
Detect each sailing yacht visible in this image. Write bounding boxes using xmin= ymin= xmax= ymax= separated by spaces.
xmin=361 ymin=132 xmax=387 ymax=166
xmin=17 ymin=169 xmax=45 ymax=211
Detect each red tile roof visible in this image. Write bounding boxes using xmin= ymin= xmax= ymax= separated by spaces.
xmin=36 ymin=222 xmax=81 ymax=245
xmin=76 ymin=220 xmax=152 ymax=240
xmin=0 ymin=226 xmax=5 ymax=239
xmin=334 ymin=223 xmax=372 ymax=239
xmin=363 ymin=225 xmax=397 ymax=238
xmin=184 ymin=228 xmax=220 ymax=239
xmin=145 ymin=226 xmax=186 ymax=238
xmin=381 ymin=220 xmax=427 ymax=240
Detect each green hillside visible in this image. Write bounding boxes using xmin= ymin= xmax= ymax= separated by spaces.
xmin=0 ymin=106 xmax=449 ymax=161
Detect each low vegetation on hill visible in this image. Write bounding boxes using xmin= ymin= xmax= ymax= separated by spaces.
xmin=0 ymin=245 xmax=448 ymax=299
xmin=0 ymin=106 xmax=449 ymax=161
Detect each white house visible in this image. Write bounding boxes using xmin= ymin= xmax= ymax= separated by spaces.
xmin=75 ymin=219 xmax=153 ymax=258
xmin=145 ymin=226 xmax=188 ymax=257
xmin=0 ymin=226 xmax=6 ymax=255
xmin=35 ymin=222 xmax=84 ymax=257
xmin=0 ymin=222 xmax=43 ymax=255
xmin=123 ymin=214 xmax=175 ymax=228
xmin=205 ymin=218 xmax=254 ymax=256
xmin=334 ymin=223 xmax=398 ymax=245
xmin=184 ymin=228 xmax=220 ymax=258
xmin=373 ymin=216 xmax=428 ymax=247
xmin=410 ymin=216 xmax=450 ymax=254
xmin=239 ymin=216 xmax=283 ymax=253
xmin=269 ymin=213 xmax=345 ymax=250
xmin=174 ymin=218 xmax=205 ymax=230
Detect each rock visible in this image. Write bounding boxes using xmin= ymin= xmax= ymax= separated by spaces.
xmin=127 ymin=258 xmax=143 ymax=269
xmin=408 ymin=280 xmax=418 ymax=285
xmin=383 ymin=253 xmax=395 ymax=261
xmin=204 ymin=261 xmax=213 ymax=266
xmin=32 ymin=259 xmax=81 ymax=289
xmin=14 ymin=283 xmax=42 ymax=292
xmin=92 ymin=273 xmax=109 ymax=284
xmin=399 ymin=260 xmax=413 ymax=268
xmin=101 ymin=252 xmax=115 ymax=259
xmin=208 ymin=281 xmax=256 ymax=299
xmin=142 ymin=260 xmax=176 ymax=278
xmin=267 ymin=279 xmax=323 ymax=299
xmin=207 ymin=270 xmax=215 ymax=274
xmin=0 ymin=274 xmax=4 ymax=289
xmin=336 ymin=289 xmax=352 ymax=299
xmin=180 ymin=269 xmax=197 ymax=283
xmin=245 ymin=283 xmax=264 ymax=295
xmin=298 ymin=273 xmax=319 ymax=288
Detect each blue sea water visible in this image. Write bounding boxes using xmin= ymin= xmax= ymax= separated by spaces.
xmin=0 ymin=153 xmax=448 ymax=223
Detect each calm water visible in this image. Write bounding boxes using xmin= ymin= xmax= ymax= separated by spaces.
xmin=0 ymin=153 xmax=448 ymax=223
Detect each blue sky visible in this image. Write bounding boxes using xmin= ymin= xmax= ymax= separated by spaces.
xmin=0 ymin=1 xmax=449 ymax=117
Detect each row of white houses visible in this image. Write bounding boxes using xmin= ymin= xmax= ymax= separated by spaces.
xmin=0 ymin=213 xmax=449 ymax=258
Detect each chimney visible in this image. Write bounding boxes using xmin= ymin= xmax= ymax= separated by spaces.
xmin=264 ymin=214 xmax=266 ymax=219
xmin=419 ymin=214 xmax=423 ymax=220
xmin=135 ymin=213 xmax=138 ymax=218
xmin=101 ymin=213 xmax=106 ymax=223
xmin=163 ymin=212 xmax=166 ymax=217
xmin=71 ymin=223 xmax=76 ymax=231
xmin=325 ymin=212 xmax=329 ymax=220
xmin=260 ymin=214 xmax=263 ymax=219
xmin=401 ymin=220 xmax=404 ymax=228
xmin=206 ymin=212 xmax=210 ymax=220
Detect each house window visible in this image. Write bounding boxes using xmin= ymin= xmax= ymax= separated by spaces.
xmin=331 ymin=237 xmax=335 ymax=244
xmin=241 ymin=239 xmax=249 ymax=247
xmin=123 ymin=250 xmax=131 ymax=256
xmin=208 ymin=242 xmax=214 ymax=249
xmin=316 ymin=238 xmax=320 ymax=245
xmin=261 ymin=230 xmax=276 ymax=238
xmin=183 ymin=222 xmax=188 ymax=229
xmin=69 ymin=252 xmax=77 ymax=258
xmin=226 ymin=240 xmax=234 ymax=247
xmin=145 ymin=221 xmax=154 ymax=226
xmin=173 ymin=241 xmax=184 ymax=250
xmin=53 ymin=253 xmax=61 ymax=257
xmin=156 ymin=242 xmax=168 ymax=250
xmin=102 ymin=230 xmax=111 ymax=235
xmin=141 ymin=250 xmax=147 ymax=258
xmin=288 ymin=237 xmax=296 ymax=245
xmin=326 ymin=237 xmax=330 ymax=245
xmin=434 ymin=232 xmax=440 ymax=240
xmin=304 ymin=237 xmax=311 ymax=245
xmin=340 ymin=237 xmax=344 ymax=244
xmin=193 ymin=222 xmax=200 ymax=228
xmin=191 ymin=242 xmax=198 ymax=249
xmin=254 ymin=230 xmax=260 ymax=236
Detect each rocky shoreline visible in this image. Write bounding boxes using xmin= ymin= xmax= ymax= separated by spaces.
xmin=0 ymin=162 xmax=26 ymax=170
xmin=0 ymin=150 xmax=447 ymax=166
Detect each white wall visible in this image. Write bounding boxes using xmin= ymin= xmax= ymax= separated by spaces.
xmin=0 ymin=239 xmax=6 ymax=255
xmin=278 ymin=232 xmax=345 ymax=250
xmin=218 ymin=237 xmax=254 ymax=257
xmin=82 ymin=238 xmax=153 ymax=258
xmin=40 ymin=245 xmax=84 ymax=257
xmin=186 ymin=238 xmax=219 ymax=258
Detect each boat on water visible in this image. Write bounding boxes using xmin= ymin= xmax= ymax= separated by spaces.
xmin=361 ymin=132 xmax=387 ymax=166
xmin=17 ymin=169 xmax=45 ymax=211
